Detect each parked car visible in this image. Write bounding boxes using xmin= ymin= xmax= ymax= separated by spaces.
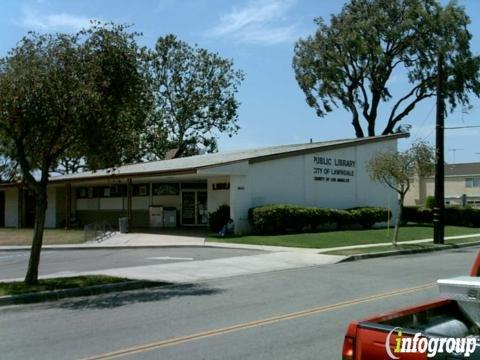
xmin=343 ymin=251 xmax=480 ymax=359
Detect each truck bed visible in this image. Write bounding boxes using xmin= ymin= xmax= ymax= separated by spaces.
xmin=343 ymin=251 xmax=480 ymax=359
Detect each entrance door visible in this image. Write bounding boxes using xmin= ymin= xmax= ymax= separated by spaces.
xmin=181 ymin=191 xmax=208 ymax=226
xmin=197 ymin=191 xmax=208 ymax=225
xmin=181 ymin=191 xmax=196 ymax=225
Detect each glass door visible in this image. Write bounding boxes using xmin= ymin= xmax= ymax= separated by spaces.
xmin=181 ymin=190 xmax=208 ymax=226
xmin=181 ymin=191 xmax=196 ymax=225
xmin=197 ymin=191 xmax=208 ymax=225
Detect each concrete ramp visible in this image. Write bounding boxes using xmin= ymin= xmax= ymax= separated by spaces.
xmin=86 ymin=252 xmax=346 ymax=283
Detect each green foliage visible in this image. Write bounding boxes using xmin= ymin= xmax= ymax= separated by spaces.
xmin=402 ymin=206 xmax=433 ymax=224
xmin=0 ymin=275 xmax=128 ymax=296
xmin=143 ymin=35 xmax=245 ymax=159
xmin=209 ymin=205 xmax=231 ymax=233
xmin=0 ymin=22 xmax=150 ymax=185
xmin=402 ymin=206 xmax=480 ymax=227
xmin=293 ymin=0 xmax=480 ymax=137
xmin=0 ymin=22 xmax=151 ymax=284
xmin=348 ymin=207 xmax=392 ymax=229
xmin=249 ymin=204 xmax=391 ymax=234
xmin=425 ymin=196 xmax=436 ymax=209
xmin=367 ymin=140 xmax=435 ymax=197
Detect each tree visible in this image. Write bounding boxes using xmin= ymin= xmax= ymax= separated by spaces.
xmin=293 ymin=0 xmax=480 ymax=137
xmin=144 ymin=34 xmax=245 ymax=159
xmin=367 ymin=141 xmax=434 ymax=245
xmin=0 ymin=23 xmax=151 ymax=284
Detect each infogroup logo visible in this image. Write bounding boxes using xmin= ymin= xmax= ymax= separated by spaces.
xmin=385 ymin=327 xmax=478 ymax=359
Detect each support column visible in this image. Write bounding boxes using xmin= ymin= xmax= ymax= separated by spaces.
xmin=65 ymin=183 xmax=71 ymax=229
xmin=127 ymin=178 xmax=132 ymax=231
xmin=17 ymin=186 xmax=23 ymax=229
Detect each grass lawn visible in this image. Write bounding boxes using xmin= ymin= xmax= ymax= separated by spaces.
xmin=323 ymin=237 xmax=480 ymax=256
xmin=0 ymin=228 xmax=84 ymax=246
xmin=0 ymin=275 xmax=129 ymax=296
xmin=208 ymin=225 xmax=480 ymax=249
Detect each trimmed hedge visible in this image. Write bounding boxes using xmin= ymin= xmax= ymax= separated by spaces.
xmin=209 ymin=205 xmax=230 ymax=233
xmin=248 ymin=204 xmax=391 ymax=235
xmin=402 ymin=206 xmax=480 ymax=227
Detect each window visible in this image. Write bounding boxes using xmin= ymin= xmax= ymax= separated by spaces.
xmin=212 ymin=182 xmax=230 ymax=190
xmin=76 ymin=187 xmax=88 ymax=199
xmin=152 ymin=183 xmax=179 ymax=196
xmin=133 ymin=184 xmax=149 ymax=196
xmin=465 ymin=177 xmax=480 ymax=188
xmin=181 ymin=182 xmax=207 ymax=190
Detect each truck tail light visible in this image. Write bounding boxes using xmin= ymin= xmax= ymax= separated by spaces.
xmin=342 ymin=336 xmax=355 ymax=360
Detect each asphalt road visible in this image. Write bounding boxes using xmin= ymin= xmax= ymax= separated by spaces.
xmin=1 ymin=246 xmax=478 ymax=360
xmin=0 ymin=247 xmax=263 ymax=280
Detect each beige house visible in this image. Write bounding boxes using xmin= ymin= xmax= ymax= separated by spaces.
xmin=405 ymin=162 xmax=480 ymax=208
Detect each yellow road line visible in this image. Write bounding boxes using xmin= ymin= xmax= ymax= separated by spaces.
xmin=81 ymin=282 xmax=436 ymax=360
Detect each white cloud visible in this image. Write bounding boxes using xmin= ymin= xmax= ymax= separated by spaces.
xmin=206 ymin=0 xmax=298 ymax=45
xmin=19 ymin=7 xmax=97 ymax=31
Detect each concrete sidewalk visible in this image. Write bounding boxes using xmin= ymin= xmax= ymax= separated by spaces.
xmin=1 ymin=232 xmax=479 ymax=254
xmin=0 ymin=252 xmax=347 ymax=283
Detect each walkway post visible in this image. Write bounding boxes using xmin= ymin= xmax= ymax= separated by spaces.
xmin=65 ymin=183 xmax=71 ymax=229
xmin=127 ymin=178 xmax=132 ymax=231
xmin=433 ymin=52 xmax=445 ymax=245
xmin=17 ymin=185 xmax=23 ymax=229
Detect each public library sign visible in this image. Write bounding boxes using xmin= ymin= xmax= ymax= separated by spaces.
xmin=313 ymin=156 xmax=356 ymax=183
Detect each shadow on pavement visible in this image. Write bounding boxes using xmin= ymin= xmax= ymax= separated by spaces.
xmin=50 ymin=283 xmax=224 ymax=311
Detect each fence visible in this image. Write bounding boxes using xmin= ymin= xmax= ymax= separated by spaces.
xmin=84 ymin=220 xmax=116 ymax=243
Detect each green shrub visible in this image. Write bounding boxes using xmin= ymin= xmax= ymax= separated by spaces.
xmin=348 ymin=207 xmax=392 ymax=229
xmin=402 ymin=206 xmax=480 ymax=227
xmin=425 ymin=196 xmax=436 ymax=209
xmin=402 ymin=206 xmax=433 ymax=224
xmin=209 ymin=205 xmax=230 ymax=233
xmin=445 ymin=207 xmax=480 ymax=227
xmin=248 ymin=204 xmax=391 ymax=234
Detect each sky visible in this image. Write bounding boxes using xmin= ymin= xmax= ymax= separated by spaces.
xmin=1 ymin=0 xmax=480 ymax=163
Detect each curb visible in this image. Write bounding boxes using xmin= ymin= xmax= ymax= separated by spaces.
xmin=0 ymin=245 xmax=208 ymax=252
xmin=339 ymin=240 xmax=480 ymax=263
xmin=0 ymin=244 xmax=271 ymax=252
xmin=0 ymin=280 xmax=167 ymax=306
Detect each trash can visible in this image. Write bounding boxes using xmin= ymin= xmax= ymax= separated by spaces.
xmin=163 ymin=207 xmax=177 ymax=227
xmin=118 ymin=217 xmax=129 ymax=233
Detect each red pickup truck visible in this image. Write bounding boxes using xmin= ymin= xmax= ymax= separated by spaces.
xmin=342 ymin=251 xmax=480 ymax=359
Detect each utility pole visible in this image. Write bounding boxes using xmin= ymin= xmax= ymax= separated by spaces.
xmin=433 ymin=52 xmax=445 ymax=245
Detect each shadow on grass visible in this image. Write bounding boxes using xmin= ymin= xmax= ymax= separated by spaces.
xmin=51 ymin=283 xmax=224 ymax=311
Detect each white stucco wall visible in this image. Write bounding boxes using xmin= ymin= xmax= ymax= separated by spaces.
xmin=45 ymin=186 xmax=57 ymax=228
xmin=228 ymin=139 xmax=398 ymax=233
xmin=207 ymin=177 xmax=230 ymax=214
xmin=4 ymin=188 xmax=18 ymax=227
xmin=229 ymin=175 xmax=252 ymax=234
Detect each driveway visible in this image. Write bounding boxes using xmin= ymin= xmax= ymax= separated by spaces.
xmin=0 ymin=247 xmax=263 ymax=280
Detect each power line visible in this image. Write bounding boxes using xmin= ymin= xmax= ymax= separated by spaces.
xmin=444 ymin=125 xmax=480 ymax=130
xmin=411 ymin=103 xmax=436 ymax=142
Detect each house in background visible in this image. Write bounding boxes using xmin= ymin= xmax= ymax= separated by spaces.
xmin=0 ymin=134 xmax=406 ymax=234
xmin=405 ymin=162 xmax=480 ymax=208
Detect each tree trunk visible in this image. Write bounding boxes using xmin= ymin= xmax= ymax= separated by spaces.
xmin=24 ymin=188 xmax=48 ymax=285
xmin=367 ymin=119 xmax=376 ymax=137
xmin=350 ymin=111 xmax=365 ymax=138
xmin=392 ymin=196 xmax=404 ymax=247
